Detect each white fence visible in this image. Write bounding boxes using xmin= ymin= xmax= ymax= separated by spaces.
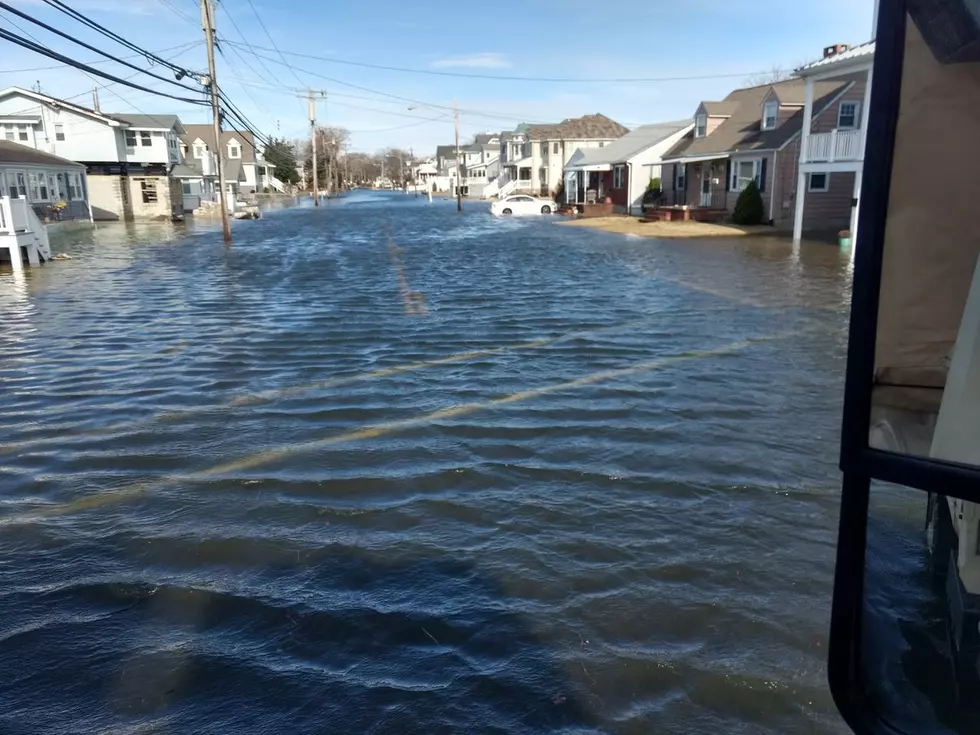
xmin=805 ymin=129 xmax=862 ymax=163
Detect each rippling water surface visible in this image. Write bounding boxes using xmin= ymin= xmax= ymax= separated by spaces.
xmin=0 ymin=192 xmax=855 ymax=733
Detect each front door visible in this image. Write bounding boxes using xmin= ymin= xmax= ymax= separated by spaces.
xmin=700 ymin=165 xmax=712 ymax=207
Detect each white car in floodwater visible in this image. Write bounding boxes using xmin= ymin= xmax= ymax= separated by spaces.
xmin=491 ymin=195 xmax=557 ymax=216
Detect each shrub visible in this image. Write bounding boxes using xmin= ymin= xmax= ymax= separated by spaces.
xmin=732 ymin=180 xmax=764 ymax=225
xmin=553 ymin=180 xmax=565 ymax=205
xmin=642 ymin=177 xmax=662 ymax=206
xmin=263 ymin=187 xmax=270 ymax=194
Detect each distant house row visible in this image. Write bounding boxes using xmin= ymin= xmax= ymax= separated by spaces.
xmin=0 ymin=86 xmax=284 ymax=222
xmin=422 ymin=40 xmax=874 ymax=240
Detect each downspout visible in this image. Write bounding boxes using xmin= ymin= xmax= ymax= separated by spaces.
xmin=769 ymin=149 xmax=777 ymax=224
xmin=627 ymin=161 xmax=634 ymax=216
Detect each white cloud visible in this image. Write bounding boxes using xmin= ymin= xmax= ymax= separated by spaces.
xmin=430 ymin=53 xmax=512 ymax=70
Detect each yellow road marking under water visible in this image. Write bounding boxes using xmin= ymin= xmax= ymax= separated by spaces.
xmin=0 ymin=328 xmax=803 ymax=526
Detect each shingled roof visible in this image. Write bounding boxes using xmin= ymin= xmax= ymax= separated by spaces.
xmin=664 ymin=75 xmax=858 ymax=159
xmin=526 ymin=113 xmax=629 ymax=141
xmin=180 ymin=124 xmax=258 ymax=164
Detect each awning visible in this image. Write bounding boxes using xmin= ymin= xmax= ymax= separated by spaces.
xmin=565 ymin=163 xmax=612 ymax=172
xmin=663 ymin=152 xmax=731 ymax=165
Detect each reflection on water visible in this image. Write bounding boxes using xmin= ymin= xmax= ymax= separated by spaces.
xmin=1 ymin=193 xmax=858 ymax=733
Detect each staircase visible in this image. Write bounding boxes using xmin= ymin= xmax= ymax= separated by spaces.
xmin=484 ymin=171 xmax=513 ymax=199
xmin=1 ymin=196 xmax=52 ymax=270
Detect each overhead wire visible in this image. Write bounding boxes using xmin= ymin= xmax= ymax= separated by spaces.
xmin=224 ymin=40 xmax=778 ymax=84
xmin=0 ymin=40 xmax=200 ymax=73
xmin=0 ymin=1 xmax=204 ymax=92
xmin=38 ymin=0 xmax=196 ymax=75
xmin=0 ymin=28 xmax=209 ymax=105
xmin=239 ymin=0 xmax=305 ymax=88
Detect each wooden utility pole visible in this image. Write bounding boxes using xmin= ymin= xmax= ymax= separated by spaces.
xmin=201 ymin=0 xmax=231 ymax=243
xmin=308 ymin=90 xmax=318 ymax=206
xmin=91 ymin=86 xmax=100 ymax=113
xmin=453 ymin=98 xmax=461 ymax=212
xmin=398 ymin=150 xmax=404 ymax=193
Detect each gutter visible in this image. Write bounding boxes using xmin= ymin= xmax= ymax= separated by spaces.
xmin=769 ymin=149 xmax=777 ymax=224
xmin=627 ymin=160 xmax=634 ymax=216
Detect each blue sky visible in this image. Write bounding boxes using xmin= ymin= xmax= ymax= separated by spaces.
xmin=3 ymin=0 xmax=875 ymax=155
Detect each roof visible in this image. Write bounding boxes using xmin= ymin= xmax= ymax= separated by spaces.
xmin=663 ymin=76 xmax=856 ymax=159
xmin=472 ymin=133 xmax=499 ymax=145
xmin=171 ymin=157 xmax=246 ymax=181
xmin=108 ymin=113 xmax=184 ymax=132
xmin=0 ymin=140 xmax=84 ymax=168
xmin=435 ymin=144 xmax=457 ymax=160
xmin=525 ymin=113 xmax=629 ymax=141
xmin=701 ymin=101 xmax=738 ymax=116
xmin=565 ymin=120 xmax=692 ymax=168
xmin=796 ymin=40 xmax=875 ymax=75
xmin=180 ymin=124 xmax=257 ymax=164
xmin=0 ymin=86 xmax=122 ymax=126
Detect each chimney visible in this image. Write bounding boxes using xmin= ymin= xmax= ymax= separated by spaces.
xmin=823 ymin=43 xmax=851 ymax=58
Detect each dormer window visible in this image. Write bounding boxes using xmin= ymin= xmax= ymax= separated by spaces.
xmin=695 ymin=113 xmax=707 ymax=138
xmin=228 ymin=142 xmax=241 ymax=158
xmin=193 ymin=144 xmax=205 ymax=158
xmin=762 ymin=101 xmax=778 ymax=131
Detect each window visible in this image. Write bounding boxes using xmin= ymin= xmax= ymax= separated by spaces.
xmin=181 ymin=182 xmax=193 ymax=195
xmin=540 ymin=142 xmax=548 ymax=156
xmin=762 ymin=100 xmax=778 ymax=130
xmin=54 ymin=123 xmax=65 ymax=141
xmin=3 ymin=126 xmax=13 ymax=141
xmin=807 ymin=172 xmax=830 ymax=191
xmin=613 ymin=165 xmax=625 ymax=189
xmin=47 ymin=174 xmax=56 ymax=200
xmin=838 ymin=101 xmax=859 ymax=129
xmin=553 ymin=142 xmax=559 ymax=155
xmin=731 ymin=159 xmax=761 ymax=191
xmin=229 ymin=144 xmax=241 ymax=158
xmin=17 ymin=124 xmax=28 ymax=141
xmin=27 ymin=172 xmax=49 ymax=200
xmin=676 ymin=164 xmax=686 ymax=190
xmin=140 ymin=180 xmax=158 ymax=203
xmin=194 ymin=145 xmax=205 ymax=158
xmin=68 ymin=173 xmax=81 ymax=199
xmin=140 ymin=131 xmax=152 ymax=147
xmin=125 ymin=130 xmax=137 ymax=148
xmin=695 ymin=113 xmax=707 ymax=138
xmin=14 ymin=172 xmax=26 ymax=197
xmin=598 ymin=142 xmax=605 ymax=148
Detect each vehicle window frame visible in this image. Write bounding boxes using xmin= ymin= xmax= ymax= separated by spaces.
xmin=831 ymin=5 xmax=980 ymax=735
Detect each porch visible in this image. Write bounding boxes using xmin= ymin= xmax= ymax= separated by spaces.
xmin=563 ymin=167 xmax=610 ymax=206
xmin=0 ymin=195 xmax=52 ymax=270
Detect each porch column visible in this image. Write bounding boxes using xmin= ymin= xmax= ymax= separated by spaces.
xmin=859 ymin=67 xmax=873 ymax=160
xmin=7 ymin=240 xmax=23 ymax=272
xmin=799 ymin=78 xmax=815 ymax=172
xmin=792 ymin=170 xmax=807 ymax=243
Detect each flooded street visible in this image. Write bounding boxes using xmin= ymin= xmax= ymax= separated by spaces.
xmin=0 ymin=191 xmax=855 ymax=733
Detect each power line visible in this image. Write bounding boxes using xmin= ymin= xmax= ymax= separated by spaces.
xmin=239 ymin=0 xmax=304 ymax=88
xmin=215 ymin=2 xmax=279 ymax=86
xmin=224 ymin=40 xmax=777 ymax=84
xmin=0 ymin=27 xmax=209 ymax=105
xmin=38 ymin=0 xmax=195 ymax=75
xmin=0 ymin=1 xmax=204 ymax=92
xmin=0 ymin=40 xmax=200 ymax=72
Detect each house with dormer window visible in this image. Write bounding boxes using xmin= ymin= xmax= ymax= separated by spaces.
xmin=178 ymin=125 xmax=281 ymax=198
xmin=659 ymin=64 xmax=866 ymax=233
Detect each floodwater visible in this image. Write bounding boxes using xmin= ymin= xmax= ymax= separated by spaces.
xmin=0 ymin=191 xmax=856 ymax=734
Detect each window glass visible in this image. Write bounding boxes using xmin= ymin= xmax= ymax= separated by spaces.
xmin=763 ymin=101 xmax=778 ymax=130
xmin=838 ymin=102 xmax=858 ymax=128
xmin=54 ymin=123 xmax=65 ymax=141
xmin=125 ymin=130 xmax=137 ymax=147
xmin=140 ymin=132 xmax=152 ymax=147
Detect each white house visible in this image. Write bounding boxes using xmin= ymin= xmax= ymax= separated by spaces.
xmin=792 ymin=41 xmax=875 ymax=244
xmin=490 ymin=114 xmax=630 ymax=198
xmin=0 ymin=87 xmax=186 ymax=221
xmin=563 ymin=120 xmax=693 ymax=213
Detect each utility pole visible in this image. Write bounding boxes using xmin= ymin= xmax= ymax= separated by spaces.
xmin=327 ymin=137 xmax=336 ymax=199
xmin=398 ymin=149 xmax=404 ymax=193
xmin=201 ymin=0 xmax=231 ymax=243
xmin=411 ymin=147 xmax=417 ymax=197
xmin=92 ymin=87 xmax=100 ymax=113
xmin=453 ymin=98 xmax=461 ymax=212
xmin=309 ymin=89 xmax=318 ymax=207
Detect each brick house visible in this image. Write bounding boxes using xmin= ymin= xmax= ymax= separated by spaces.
xmin=659 ymin=71 xmax=867 ymax=233
xmin=562 ymin=120 xmax=691 ymax=214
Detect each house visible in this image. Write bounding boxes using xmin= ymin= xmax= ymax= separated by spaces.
xmin=658 ymin=72 xmax=865 ymax=232
xmin=563 ymin=120 xmax=692 ymax=214
xmin=170 ymin=154 xmax=246 ymax=212
xmin=458 ymin=134 xmax=500 ymax=198
xmin=0 ymin=137 xmax=89 ymax=221
xmin=492 ymin=114 xmax=630 ymax=198
xmin=0 ymin=87 xmax=185 ymax=221
xmin=1 ymin=141 xmax=89 ymax=269
xmin=179 ymin=125 xmax=279 ymax=195
xmin=792 ymin=41 xmax=875 ymax=243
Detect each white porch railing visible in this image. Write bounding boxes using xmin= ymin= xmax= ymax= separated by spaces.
xmin=0 ymin=196 xmax=30 ymax=234
xmin=805 ymin=129 xmax=862 ymax=163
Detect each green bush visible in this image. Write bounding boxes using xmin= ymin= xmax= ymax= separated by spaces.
xmin=646 ymin=177 xmax=661 ymax=192
xmin=263 ymin=187 xmax=270 ymax=194
xmin=642 ymin=177 xmax=662 ymax=206
xmin=732 ymin=180 xmax=764 ymax=225
xmin=553 ymin=180 xmax=565 ymax=205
